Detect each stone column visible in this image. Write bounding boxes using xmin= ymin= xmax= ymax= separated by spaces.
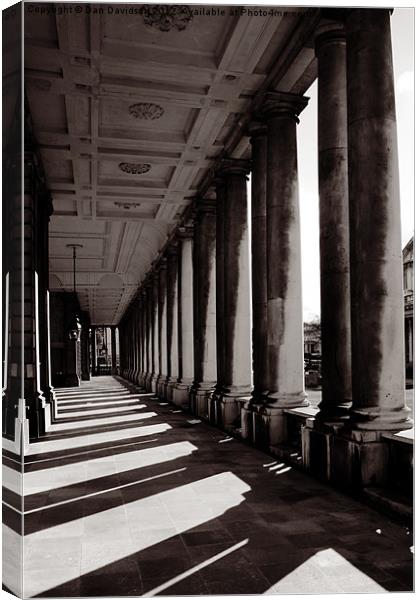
xmin=144 ymin=283 xmax=152 ymax=389
xmin=111 ymin=326 xmax=117 ymax=375
xmin=118 ymin=324 xmax=123 ymax=376
xmin=315 ymin=22 xmax=352 ymax=421
xmin=135 ymin=299 xmax=142 ymax=384
xmin=150 ymin=271 xmax=160 ymax=394
xmin=190 ymin=198 xmax=217 ymax=417
xmin=346 ymin=9 xmax=410 ymax=433
xmin=156 ymin=260 xmax=168 ymax=398
xmin=209 ymin=177 xmax=226 ymax=420
xmin=240 ymin=123 xmax=269 ymax=442
xmin=165 ymin=241 xmax=180 ymax=401
xmin=250 ymin=125 xmax=269 ymax=400
xmin=259 ymin=92 xmax=309 ymax=445
xmin=139 ymin=290 xmax=146 ymax=386
xmin=129 ymin=313 xmax=135 ymax=382
xmin=91 ymin=326 xmax=97 ymax=376
xmin=173 ymin=226 xmax=195 ymax=408
xmin=216 ymin=159 xmax=252 ymax=432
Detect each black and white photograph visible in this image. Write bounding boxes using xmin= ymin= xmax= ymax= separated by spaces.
xmin=1 ymin=0 xmax=415 ymax=596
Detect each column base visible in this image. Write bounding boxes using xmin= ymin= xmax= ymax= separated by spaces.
xmin=150 ymin=374 xmax=159 ymax=396
xmin=266 ymin=390 xmax=309 ymax=408
xmin=156 ymin=376 xmax=167 ymax=399
xmin=302 ymin=421 xmax=394 ymax=489
xmin=349 ymin=406 xmax=412 ymax=432
xmin=208 ymin=386 xmax=224 ymax=426
xmin=164 ymin=377 xmax=178 ymax=402
xmin=134 ymin=370 xmax=142 ymax=386
xmin=81 ymin=371 xmax=90 ymax=381
xmin=190 ymin=383 xmax=215 ymax=419
xmin=219 ymin=390 xmax=251 ymax=433
xmin=145 ymin=372 xmax=155 ymax=392
xmin=139 ymin=372 xmax=147 ymax=388
xmin=172 ymin=381 xmax=192 ymax=409
xmin=241 ymin=392 xmax=268 ymax=441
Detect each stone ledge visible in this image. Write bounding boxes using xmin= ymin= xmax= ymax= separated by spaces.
xmin=284 ymin=406 xmax=319 ymax=418
xmin=382 ymin=429 xmax=414 ymax=445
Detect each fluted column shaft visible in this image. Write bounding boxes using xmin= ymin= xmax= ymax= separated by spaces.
xmin=260 ymin=92 xmax=309 ymax=408
xmin=316 ymin=23 xmax=352 ymax=420
xmin=346 ymin=9 xmax=410 ymax=430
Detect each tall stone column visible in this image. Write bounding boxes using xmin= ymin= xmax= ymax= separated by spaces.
xmin=111 ymin=326 xmax=117 ymax=375
xmin=346 ymin=9 xmax=410 ymax=432
xmin=150 ymin=271 xmax=160 ymax=394
xmin=259 ymin=92 xmax=309 ymax=445
xmin=210 ymin=178 xmax=226 ymax=420
xmin=315 ymin=22 xmax=352 ymax=421
xmin=135 ymin=298 xmax=142 ymax=384
xmin=157 ymin=260 xmax=168 ymax=398
xmin=240 ymin=123 xmax=269 ymax=442
xmin=173 ymin=226 xmax=195 ymax=408
xmin=139 ymin=290 xmax=146 ymax=386
xmin=118 ymin=324 xmax=123 ymax=376
xmin=91 ymin=326 xmax=97 ymax=376
xmin=165 ymin=241 xmax=180 ymax=401
xmin=144 ymin=282 xmax=153 ymax=389
xmin=216 ymin=159 xmax=252 ymax=431
xmin=129 ymin=313 xmax=135 ymax=382
xmin=190 ymin=198 xmax=217 ymax=417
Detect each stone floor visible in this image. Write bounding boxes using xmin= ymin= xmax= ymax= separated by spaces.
xmin=2 ymin=376 xmax=414 ymax=597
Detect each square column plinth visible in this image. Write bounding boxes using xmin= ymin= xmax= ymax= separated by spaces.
xmin=302 ymin=421 xmax=391 ymax=489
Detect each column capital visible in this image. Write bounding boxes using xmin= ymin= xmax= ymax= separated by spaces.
xmin=259 ymin=91 xmax=309 ymax=123
xmin=248 ymin=121 xmax=267 ymax=142
xmin=178 ymin=224 xmax=194 ymax=239
xmin=194 ymin=196 xmax=216 ymax=215
xmin=314 ymin=21 xmax=346 ymax=55
xmin=218 ymin=157 xmax=251 ymax=177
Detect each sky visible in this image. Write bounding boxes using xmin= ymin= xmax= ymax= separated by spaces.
xmin=298 ymin=8 xmax=415 ymax=321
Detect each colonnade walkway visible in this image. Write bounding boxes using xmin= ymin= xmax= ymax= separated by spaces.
xmin=3 ymin=377 xmax=413 ymax=597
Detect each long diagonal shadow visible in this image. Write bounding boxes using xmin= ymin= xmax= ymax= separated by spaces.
xmin=3 ymin=377 xmax=413 ymax=597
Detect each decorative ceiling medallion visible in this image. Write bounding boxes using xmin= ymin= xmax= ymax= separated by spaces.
xmin=118 ymin=162 xmax=151 ymax=175
xmin=143 ymin=5 xmax=193 ymax=32
xmin=129 ymin=102 xmax=164 ymax=120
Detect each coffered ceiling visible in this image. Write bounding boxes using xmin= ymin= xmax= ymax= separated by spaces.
xmin=24 ymin=3 xmax=320 ymax=325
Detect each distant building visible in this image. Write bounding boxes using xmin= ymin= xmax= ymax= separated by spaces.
xmin=304 ymin=320 xmax=321 ymax=356
xmin=403 ymin=237 xmax=414 ymax=378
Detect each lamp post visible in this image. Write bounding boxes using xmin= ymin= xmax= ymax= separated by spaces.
xmin=64 ymin=244 xmax=83 ymax=385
